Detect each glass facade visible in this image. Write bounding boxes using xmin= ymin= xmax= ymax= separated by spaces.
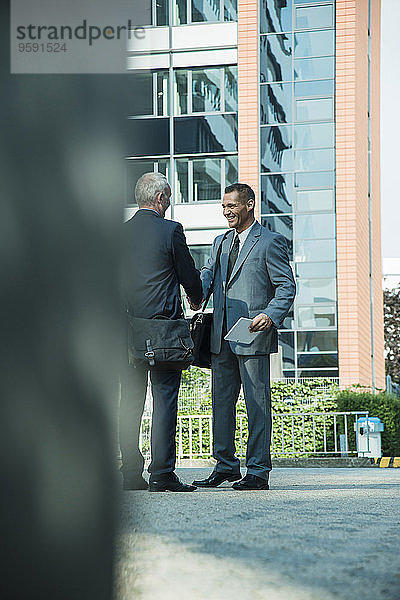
xmin=260 ymin=0 xmax=337 ymax=380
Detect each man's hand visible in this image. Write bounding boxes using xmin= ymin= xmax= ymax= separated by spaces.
xmin=249 ymin=313 xmax=273 ymax=332
xmin=188 ymin=297 xmax=203 ymax=311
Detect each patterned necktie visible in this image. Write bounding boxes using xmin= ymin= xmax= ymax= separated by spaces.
xmin=227 ymin=234 xmax=239 ymax=281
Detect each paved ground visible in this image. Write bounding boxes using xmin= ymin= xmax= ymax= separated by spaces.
xmin=115 ymin=468 xmax=400 ymax=600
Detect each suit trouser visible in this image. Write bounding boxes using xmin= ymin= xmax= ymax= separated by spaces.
xmin=211 ymin=337 xmax=272 ymax=480
xmin=119 ymin=363 xmax=181 ymax=478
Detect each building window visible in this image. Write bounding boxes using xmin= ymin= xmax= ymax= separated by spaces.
xmin=190 ymin=245 xmax=212 ymax=270
xmin=193 ymin=68 xmax=221 ymax=112
xmin=295 ymin=5 xmax=334 ymax=31
xmin=192 ymin=0 xmax=220 ymax=22
xmin=294 ymin=30 xmax=335 ymax=58
xmin=174 ymin=0 xmax=188 ymax=25
xmin=295 ymin=213 xmax=335 ymax=240
xmin=129 ymin=71 xmax=169 ymax=117
xmin=260 ymin=34 xmax=293 ymax=83
xmin=260 ymin=0 xmax=292 ymax=34
xmin=174 ymin=66 xmax=237 ymax=115
xmin=192 ymin=0 xmax=237 ymax=24
xmin=126 ymin=158 xmax=169 ymax=206
xmin=295 ymin=97 xmax=334 ymax=122
xmin=297 ymin=305 xmax=336 ymax=329
xmin=296 ymin=278 xmax=337 ymax=305
xmin=261 ymin=173 xmax=293 ymax=214
xmin=279 ymin=331 xmax=296 ymax=370
xmin=224 ymin=0 xmax=237 ymax=22
xmin=297 ymin=330 xmax=337 ymax=353
xmin=130 ymin=65 xmax=237 ymax=119
xmin=175 ymin=155 xmax=237 ymax=203
xmin=155 ymin=0 xmax=169 ymax=26
xmin=295 ymin=189 xmax=334 ymax=212
xmin=260 ymin=125 xmax=293 ymax=172
xmin=260 ymin=83 xmax=292 ymax=125
xmin=295 ymin=238 xmax=336 ymax=263
xmin=297 ymin=353 xmax=338 ymax=368
xmin=295 ymin=79 xmax=334 ymax=96
xmin=126 ymin=118 xmax=170 ymax=157
xmin=184 ymin=245 xmax=214 ymax=312
xmin=296 ymin=261 xmax=336 ymax=279
xmin=174 ymin=114 xmax=238 ymax=154
xmin=261 ymin=215 xmax=294 ymax=259
xmin=152 ymin=0 xmax=237 ymax=26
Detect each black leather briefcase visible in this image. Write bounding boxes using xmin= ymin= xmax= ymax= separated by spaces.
xmin=128 ymin=315 xmax=194 ymax=371
xmin=190 ymin=311 xmax=213 ymax=368
xmin=189 ymin=231 xmax=229 ymax=369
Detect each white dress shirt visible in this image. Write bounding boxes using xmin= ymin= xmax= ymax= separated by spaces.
xmin=232 ymin=219 xmax=257 ymax=253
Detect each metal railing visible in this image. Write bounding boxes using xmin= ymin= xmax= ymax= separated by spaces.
xmin=175 ymin=377 xmax=339 ymax=414
xmin=143 ymin=376 xmax=341 ymax=417
xmin=139 ymin=410 xmax=369 ymax=460
xmin=272 ymin=377 xmax=340 ymax=386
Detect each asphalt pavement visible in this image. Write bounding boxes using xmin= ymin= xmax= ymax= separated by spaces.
xmin=115 ymin=468 xmax=400 ymax=600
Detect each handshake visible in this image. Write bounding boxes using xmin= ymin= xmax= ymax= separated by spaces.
xmin=187 ymin=297 xmax=204 ymax=311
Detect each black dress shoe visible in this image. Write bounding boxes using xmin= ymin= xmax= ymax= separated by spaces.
xmin=123 ymin=477 xmax=148 ymax=491
xmin=232 ymin=474 xmax=269 ymax=490
xmin=149 ymin=472 xmax=197 ymax=492
xmin=192 ymin=471 xmax=241 ymax=487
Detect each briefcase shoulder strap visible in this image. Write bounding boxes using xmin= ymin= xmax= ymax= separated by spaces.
xmin=202 ymin=230 xmax=230 ymax=312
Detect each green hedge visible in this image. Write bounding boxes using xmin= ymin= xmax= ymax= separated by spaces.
xmin=335 ymin=389 xmax=400 ymax=456
xmin=180 ymin=368 xmax=339 ymax=415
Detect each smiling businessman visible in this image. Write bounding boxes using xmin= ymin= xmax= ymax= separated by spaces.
xmin=193 ymin=183 xmax=295 ymax=490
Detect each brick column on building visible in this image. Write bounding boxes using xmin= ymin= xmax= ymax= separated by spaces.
xmin=369 ymin=0 xmax=385 ymax=390
xmin=237 ymin=0 xmax=259 ymax=216
xmin=335 ymin=0 xmax=385 ymax=389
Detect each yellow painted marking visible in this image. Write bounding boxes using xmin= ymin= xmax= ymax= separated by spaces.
xmin=379 ymin=457 xmax=391 ymax=468
xmin=392 ymin=457 xmax=400 ymax=468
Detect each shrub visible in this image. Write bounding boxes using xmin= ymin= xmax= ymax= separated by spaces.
xmin=335 ymin=389 xmax=400 ymax=456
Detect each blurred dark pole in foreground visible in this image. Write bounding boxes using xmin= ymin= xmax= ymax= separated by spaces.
xmin=0 ymin=3 xmax=140 ymax=599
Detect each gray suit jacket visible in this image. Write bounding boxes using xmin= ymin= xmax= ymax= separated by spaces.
xmin=201 ymin=221 xmax=296 ymax=356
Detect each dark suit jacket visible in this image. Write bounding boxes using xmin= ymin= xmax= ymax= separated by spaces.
xmin=121 ymin=209 xmax=202 ymax=319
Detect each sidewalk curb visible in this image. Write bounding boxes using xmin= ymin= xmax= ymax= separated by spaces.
xmin=374 ymin=457 xmax=400 ymax=468
xmin=176 ymin=457 xmax=377 ymax=468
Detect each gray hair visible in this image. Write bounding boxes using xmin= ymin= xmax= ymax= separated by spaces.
xmin=135 ymin=172 xmax=170 ymax=208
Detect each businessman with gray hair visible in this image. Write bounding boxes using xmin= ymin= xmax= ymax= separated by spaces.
xmin=120 ymin=172 xmax=202 ymax=492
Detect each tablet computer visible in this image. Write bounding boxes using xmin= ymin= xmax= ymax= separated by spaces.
xmin=224 ymin=317 xmax=261 ymax=344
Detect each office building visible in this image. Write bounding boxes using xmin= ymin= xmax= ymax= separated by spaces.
xmin=126 ymin=0 xmax=384 ymax=389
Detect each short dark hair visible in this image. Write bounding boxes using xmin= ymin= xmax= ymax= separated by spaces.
xmin=224 ymin=183 xmax=255 ymax=205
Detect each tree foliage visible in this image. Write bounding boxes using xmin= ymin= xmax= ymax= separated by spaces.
xmin=384 ymin=286 xmax=400 ymax=383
